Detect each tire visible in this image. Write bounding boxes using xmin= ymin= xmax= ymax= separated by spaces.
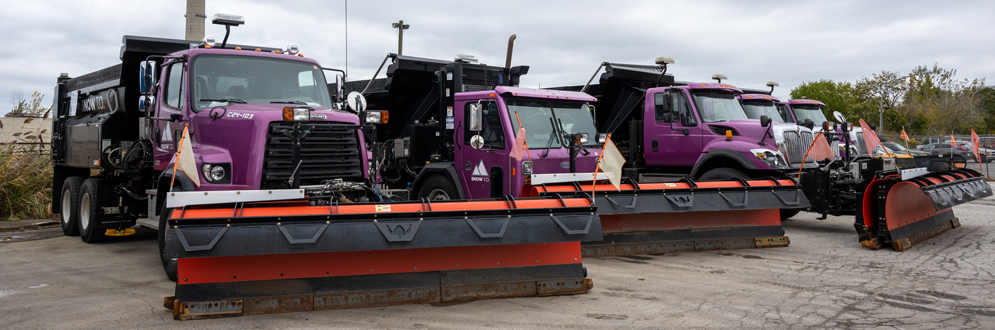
xmin=79 ymin=178 xmax=107 ymax=243
xmin=59 ymin=177 xmax=85 ymax=236
xmin=416 ymin=176 xmax=460 ymax=200
xmin=779 ymin=209 xmax=801 ymax=220
xmin=158 ymin=208 xmax=178 ymax=282
xmin=696 ymin=167 xmax=748 ymax=181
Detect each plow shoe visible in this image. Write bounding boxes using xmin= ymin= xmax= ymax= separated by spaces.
xmin=526 ymin=178 xmax=807 ymax=257
xmin=162 ymin=193 xmax=602 ymax=320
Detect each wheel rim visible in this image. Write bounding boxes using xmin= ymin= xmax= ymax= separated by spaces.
xmin=61 ymin=189 xmax=71 ymax=224
xmin=80 ymin=193 xmax=90 ymax=230
xmin=427 ymin=189 xmax=451 ymax=200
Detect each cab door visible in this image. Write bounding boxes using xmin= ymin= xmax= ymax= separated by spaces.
xmin=454 ymin=100 xmax=508 ymax=199
xmin=153 ymin=61 xmax=188 ymax=171
xmin=646 ymin=89 xmax=704 ymax=166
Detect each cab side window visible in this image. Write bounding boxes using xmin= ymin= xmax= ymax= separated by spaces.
xmin=674 ymin=92 xmax=696 ymax=126
xmin=654 ymin=92 xmax=673 ymax=122
xmin=463 ymin=102 xmax=506 ymax=149
xmin=164 ymin=63 xmax=184 ymax=109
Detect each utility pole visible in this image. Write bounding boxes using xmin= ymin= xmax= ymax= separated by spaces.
xmin=391 ymin=20 xmax=410 ymax=55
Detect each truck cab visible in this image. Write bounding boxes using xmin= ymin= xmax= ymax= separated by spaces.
xmin=738 ymin=93 xmax=818 ymax=170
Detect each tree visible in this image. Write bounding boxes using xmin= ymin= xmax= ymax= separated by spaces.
xmin=7 ymin=91 xmax=50 ymax=118
xmin=789 ymin=79 xmax=875 ymax=123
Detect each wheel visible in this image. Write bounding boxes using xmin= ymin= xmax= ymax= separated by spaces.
xmin=779 ymin=209 xmax=801 ymax=220
xmin=417 ymin=176 xmax=460 ymax=200
xmin=981 ymin=154 xmax=988 ymax=163
xmin=79 ymin=178 xmax=107 ymax=243
xmin=59 ymin=177 xmax=85 ymax=236
xmin=696 ymin=167 xmax=748 ymax=181
xmin=158 ymin=208 xmax=178 ymax=282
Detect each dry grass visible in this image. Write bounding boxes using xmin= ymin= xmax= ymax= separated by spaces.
xmin=0 ymin=145 xmax=53 ymax=221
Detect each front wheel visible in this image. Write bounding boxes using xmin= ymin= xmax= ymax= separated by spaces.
xmin=158 ymin=208 xmax=178 ymax=282
xmin=416 ymin=176 xmax=460 ymax=200
xmin=696 ymin=167 xmax=748 ymax=181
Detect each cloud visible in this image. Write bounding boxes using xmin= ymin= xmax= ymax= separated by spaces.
xmin=1 ymin=0 xmax=993 ymax=109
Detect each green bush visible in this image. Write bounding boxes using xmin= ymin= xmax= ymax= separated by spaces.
xmin=0 ymin=146 xmax=53 ymax=221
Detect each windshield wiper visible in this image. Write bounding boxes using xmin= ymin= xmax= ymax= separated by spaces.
xmin=271 ymin=100 xmax=308 ymax=105
xmin=200 ymin=97 xmax=247 ymax=104
xmin=540 ymin=117 xmax=562 ymax=158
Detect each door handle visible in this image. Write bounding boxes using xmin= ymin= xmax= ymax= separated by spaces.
xmin=652 ymin=139 xmax=658 ymax=152
xmin=682 ymin=129 xmax=689 ymax=136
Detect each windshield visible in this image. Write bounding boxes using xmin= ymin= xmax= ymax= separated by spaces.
xmin=741 ymin=100 xmax=787 ymax=122
xmin=191 ymin=55 xmax=333 ymax=111
xmin=791 ymin=104 xmax=829 ymax=126
xmin=506 ymin=99 xmax=599 ymax=148
xmin=690 ymin=90 xmax=748 ymax=123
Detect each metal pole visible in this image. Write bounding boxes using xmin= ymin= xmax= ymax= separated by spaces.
xmin=878 ymin=99 xmax=883 ymax=136
xmin=391 ymin=20 xmax=410 ymax=55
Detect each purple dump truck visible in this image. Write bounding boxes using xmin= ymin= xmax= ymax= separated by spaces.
xmin=343 ymin=54 xmax=603 ymax=200
xmin=556 ymin=60 xmax=788 ymax=182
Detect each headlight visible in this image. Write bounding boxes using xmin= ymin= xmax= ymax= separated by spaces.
xmin=283 ymin=107 xmax=310 ymax=122
xmin=200 ymin=163 xmax=232 ymax=183
xmin=522 ymin=160 xmax=533 ymax=176
xmin=365 ymin=110 xmax=388 ymax=124
xmin=750 ymin=148 xmax=786 ymax=168
xmin=575 ymin=133 xmax=589 ymax=144
xmin=597 ymin=133 xmax=608 ymax=144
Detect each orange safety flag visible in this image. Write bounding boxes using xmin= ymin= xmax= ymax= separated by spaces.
xmin=859 ymin=119 xmax=891 ymax=158
xmin=972 ymin=128 xmax=983 ymax=170
xmin=807 ymin=131 xmax=836 ymax=162
xmin=171 ymin=125 xmax=201 ymax=188
xmin=598 ymin=135 xmax=626 ymax=191
xmin=900 ymin=127 xmax=909 ymax=141
xmin=951 ymin=134 xmax=956 ymax=147
xmin=510 ymin=127 xmax=527 ymax=161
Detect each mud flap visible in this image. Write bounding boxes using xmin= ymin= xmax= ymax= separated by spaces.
xmin=162 ymin=194 xmax=602 ymax=319
xmin=856 ymin=169 xmax=991 ymax=251
xmin=525 ymin=178 xmax=807 ymax=257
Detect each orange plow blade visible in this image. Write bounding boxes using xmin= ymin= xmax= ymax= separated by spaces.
xmin=524 ymin=177 xmax=809 ymax=257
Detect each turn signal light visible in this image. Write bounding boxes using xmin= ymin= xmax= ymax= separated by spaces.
xmin=725 ymin=130 xmax=733 ymax=141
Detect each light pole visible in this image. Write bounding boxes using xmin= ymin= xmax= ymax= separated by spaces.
xmin=878 ymin=74 xmax=913 ymax=135
xmin=391 ymin=20 xmax=410 ymax=55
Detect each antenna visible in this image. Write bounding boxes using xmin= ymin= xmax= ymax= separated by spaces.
xmin=345 ymin=0 xmax=348 ymax=79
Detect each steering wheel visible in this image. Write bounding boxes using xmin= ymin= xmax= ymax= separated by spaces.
xmin=282 ymin=89 xmax=306 ymax=98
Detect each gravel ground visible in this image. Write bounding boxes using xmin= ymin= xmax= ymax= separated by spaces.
xmin=1 ymin=194 xmax=993 ymax=329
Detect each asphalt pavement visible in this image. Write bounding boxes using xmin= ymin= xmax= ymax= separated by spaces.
xmin=2 ymin=195 xmax=995 ymax=329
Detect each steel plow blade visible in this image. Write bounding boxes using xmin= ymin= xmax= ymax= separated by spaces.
xmin=161 ymin=196 xmax=602 ymax=320
xmin=856 ymin=170 xmax=991 ymax=252
xmin=909 ymin=169 xmax=992 ymax=211
xmin=524 ymin=178 xmax=806 ymax=257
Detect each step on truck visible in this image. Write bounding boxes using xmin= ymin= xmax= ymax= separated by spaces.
xmin=546 ymin=59 xmax=809 ymax=256
xmin=50 ymin=15 xmax=601 ymax=320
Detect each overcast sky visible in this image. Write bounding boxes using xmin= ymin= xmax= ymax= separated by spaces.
xmin=2 ymin=0 xmax=995 ymax=112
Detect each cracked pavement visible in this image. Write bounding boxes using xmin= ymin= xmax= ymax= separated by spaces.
xmin=1 ymin=195 xmax=994 ymax=329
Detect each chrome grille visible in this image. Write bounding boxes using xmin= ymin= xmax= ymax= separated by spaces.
xmin=782 ymin=131 xmax=805 ymax=164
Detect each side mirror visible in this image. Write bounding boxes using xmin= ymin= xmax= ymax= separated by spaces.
xmin=803 ymin=119 xmax=815 ymax=130
xmin=662 ymin=112 xmax=673 ymax=122
xmin=346 ymin=91 xmax=367 ymax=113
xmin=469 ymin=102 xmax=483 ymax=132
xmin=139 ymin=61 xmax=157 ymax=94
xmin=760 ymin=115 xmax=771 ymax=128
xmin=336 ymin=75 xmax=345 ymax=101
